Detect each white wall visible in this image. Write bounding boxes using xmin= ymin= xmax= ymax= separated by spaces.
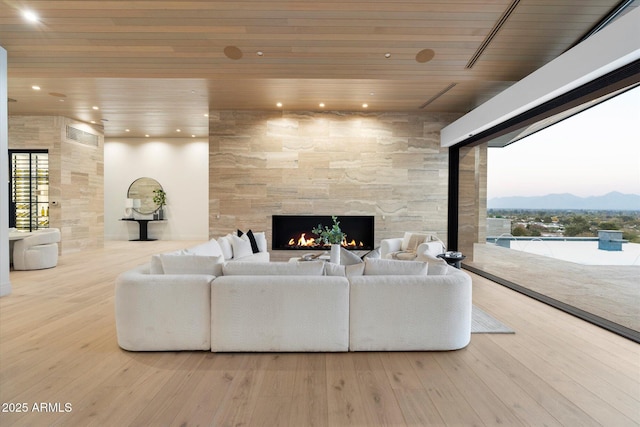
xmin=0 ymin=46 xmax=10 ymax=296
xmin=104 ymin=138 xmax=209 ymax=241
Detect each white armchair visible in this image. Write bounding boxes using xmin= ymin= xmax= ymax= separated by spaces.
xmin=380 ymin=232 xmax=445 ymax=260
xmin=12 ymin=228 xmax=61 ymax=270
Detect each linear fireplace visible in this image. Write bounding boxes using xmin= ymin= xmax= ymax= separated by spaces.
xmin=272 ymin=215 xmax=375 ymax=250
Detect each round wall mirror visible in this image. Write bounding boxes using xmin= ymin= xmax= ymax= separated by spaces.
xmin=127 ymin=177 xmax=163 ymax=215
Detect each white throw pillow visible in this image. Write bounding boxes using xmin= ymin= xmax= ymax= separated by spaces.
xmin=150 ymin=249 xmax=186 ymax=274
xmin=364 ymin=258 xmax=428 ymax=275
xmin=324 ymin=262 xmax=345 ymax=277
xmin=252 ymin=231 xmax=268 ymax=252
xmin=340 ymin=247 xmax=364 ymax=265
xmin=230 ymin=234 xmax=253 ymax=259
xmin=223 ymin=261 xmax=325 ymax=276
xmin=417 ymin=254 xmax=449 ymax=275
xmin=217 ymin=235 xmax=234 ymax=260
xmin=159 ymin=254 xmax=222 ymax=275
xmin=186 ymin=239 xmax=223 ymax=257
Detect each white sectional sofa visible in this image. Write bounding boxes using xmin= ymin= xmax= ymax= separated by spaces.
xmin=115 ymin=239 xmax=472 ymax=352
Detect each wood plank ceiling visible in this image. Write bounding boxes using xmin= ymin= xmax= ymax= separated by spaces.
xmin=0 ymin=1 xmax=627 ymax=138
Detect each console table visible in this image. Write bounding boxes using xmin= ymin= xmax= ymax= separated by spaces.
xmin=121 ymin=218 xmax=164 ymax=241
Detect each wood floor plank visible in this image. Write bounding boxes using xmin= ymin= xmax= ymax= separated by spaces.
xmin=1 ymin=241 xmax=638 ymax=426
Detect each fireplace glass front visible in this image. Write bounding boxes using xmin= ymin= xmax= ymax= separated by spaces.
xmin=272 ymin=215 xmax=375 ymax=250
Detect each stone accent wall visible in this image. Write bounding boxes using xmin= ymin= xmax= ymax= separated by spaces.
xmin=8 ymin=116 xmax=104 ymax=253
xmin=458 ymin=143 xmax=487 ymax=258
xmin=209 ymin=111 xmax=458 ymax=249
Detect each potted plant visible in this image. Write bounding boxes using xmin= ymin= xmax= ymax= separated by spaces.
xmin=312 ymin=216 xmax=345 ymax=263
xmin=153 ymin=188 xmax=167 ymax=220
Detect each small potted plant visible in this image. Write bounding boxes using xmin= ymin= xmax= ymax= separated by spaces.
xmin=312 ymin=216 xmax=345 ymax=263
xmin=153 ymin=188 xmax=167 ymax=220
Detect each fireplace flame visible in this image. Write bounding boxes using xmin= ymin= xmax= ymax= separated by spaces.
xmin=287 ymin=233 xmax=364 ymax=249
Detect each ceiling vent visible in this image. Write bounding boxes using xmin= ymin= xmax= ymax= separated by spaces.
xmin=419 ymin=83 xmax=457 ymax=109
xmin=66 ymin=125 xmax=100 ymax=147
xmin=466 ymin=0 xmax=521 ymax=69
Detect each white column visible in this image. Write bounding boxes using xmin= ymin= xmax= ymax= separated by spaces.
xmin=0 ymin=46 xmax=11 ymax=297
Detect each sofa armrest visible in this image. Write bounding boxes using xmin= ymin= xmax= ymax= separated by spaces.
xmin=417 ymin=241 xmax=445 ymax=258
xmin=349 ymin=269 xmax=472 ymax=351
xmin=115 ymin=264 xmax=214 ymax=351
xmin=380 ymin=238 xmax=403 ymax=259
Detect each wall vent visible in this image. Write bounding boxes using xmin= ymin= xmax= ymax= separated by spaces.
xmin=66 ymin=125 xmax=100 ymax=147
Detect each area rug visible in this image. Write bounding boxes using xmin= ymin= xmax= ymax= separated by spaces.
xmin=471 ymin=305 xmax=515 ymax=334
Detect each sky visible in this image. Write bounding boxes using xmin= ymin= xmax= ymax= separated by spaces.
xmin=487 ymin=85 xmax=640 ymax=199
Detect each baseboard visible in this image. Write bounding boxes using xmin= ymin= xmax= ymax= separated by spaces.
xmin=0 ymin=279 xmax=12 ymax=297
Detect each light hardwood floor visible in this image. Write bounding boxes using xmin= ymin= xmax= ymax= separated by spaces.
xmin=1 ymin=241 xmax=638 ymax=426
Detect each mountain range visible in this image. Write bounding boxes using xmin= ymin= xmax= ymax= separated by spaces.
xmin=488 ymin=191 xmax=640 ymax=210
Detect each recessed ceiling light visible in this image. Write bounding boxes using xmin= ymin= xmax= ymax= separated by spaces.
xmin=92 ymin=106 xmax=99 ymax=110
xmin=362 ymin=103 xmax=368 ymax=108
xmin=319 ymin=103 xmax=325 ymax=108
xmin=176 ymin=129 xmax=181 ymax=132
xmin=191 ymin=134 xmax=196 ymax=138
xmin=256 ymin=51 xmax=264 ymax=56
xmin=125 ymin=129 xmax=130 ymax=132
xmin=22 ymin=10 xmax=39 ymax=23
xmin=276 ymin=102 xmax=283 ymax=108
xmin=384 ymin=53 xmax=391 ymax=59
xmin=204 ymin=113 xmax=209 ymax=117
xmin=145 ymin=134 xmax=150 ymax=138
xmin=31 ymin=85 xmax=40 ymax=91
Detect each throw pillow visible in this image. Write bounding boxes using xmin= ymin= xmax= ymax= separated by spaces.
xmin=159 ymin=254 xmax=222 ymax=275
xmin=185 ymin=238 xmax=223 ymax=257
xmin=340 ymin=247 xmax=364 ymax=265
xmin=217 ymin=235 xmax=234 ymax=260
xmin=364 ymin=258 xmax=428 ymax=275
xmin=252 ymin=231 xmax=268 ymax=252
xmin=401 ymin=232 xmax=430 ymax=252
xmin=324 ymin=262 xmax=346 ymax=277
xmin=150 ymin=249 xmax=186 ymax=274
xmin=230 ymin=234 xmax=253 ymax=259
xmin=245 ymin=230 xmax=260 ymax=253
xmin=417 ymin=254 xmax=450 ymax=275
xmin=362 ymin=247 xmax=381 ymax=260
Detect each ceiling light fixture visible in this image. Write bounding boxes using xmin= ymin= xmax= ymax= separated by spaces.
xmin=256 ymin=51 xmax=264 ymax=56
xmin=362 ymin=103 xmax=368 ymax=108
xmin=145 ymin=134 xmax=150 ymax=138
xmin=319 ymin=103 xmax=325 ymax=108
xmin=31 ymin=85 xmax=40 ymax=91
xmin=92 ymin=106 xmax=99 ymax=110
xmin=384 ymin=53 xmax=391 ymax=59
xmin=125 ymin=129 xmax=130 ymax=132
xmin=22 ymin=10 xmax=39 ymax=23
xmin=276 ymin=102 xmax=283 ymax=108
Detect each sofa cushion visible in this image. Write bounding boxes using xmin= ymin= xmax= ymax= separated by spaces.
xmin=222 ymin=260 xmax=325 ymax=276
xmin=158 ymin=254 xmax=222 ymax=275
xmin=185 ymin=239 xmax=223 ymax=257
xmin=364 ymin=258 xmax=428 ymax=275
